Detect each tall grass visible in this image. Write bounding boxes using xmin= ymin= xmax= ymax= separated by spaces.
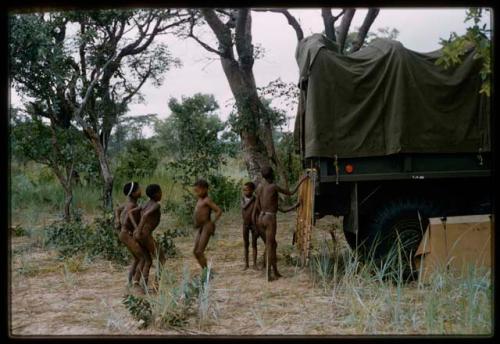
xmin=308 ymin=235 xmax=492 ymax=334
xmin=123 ymin=263 xmax=216 ymax=330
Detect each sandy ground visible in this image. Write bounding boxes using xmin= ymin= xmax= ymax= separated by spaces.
xmin=10 ymin=211 xmax=349 ymax=336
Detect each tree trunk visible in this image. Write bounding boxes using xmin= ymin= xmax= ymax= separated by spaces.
xmin=88 ymin=130 xmax=114 ymax=211
xmin=219 ymin=59 xmax=275 ymax=184
xmin=63 ymin=187 xmax=73 ymax=222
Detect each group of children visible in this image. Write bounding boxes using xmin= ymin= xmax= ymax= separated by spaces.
xmin=115 ymin=166 xmax=308 ymax=291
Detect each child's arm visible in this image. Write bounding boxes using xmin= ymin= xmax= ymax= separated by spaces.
xmin=127 ymin=207 xmax=142 ymax=230
xmin=241 ymin=196 xmax=255 ymax=210
xmin=278 ymin=201 xmax=301 ymax=213
xmin=206 ymin=198 xmax=222 ymax=224
xmin=114 ymin=205 xmax=124 ymax=231
xmin=134 ymin=203 xmax=161 ymax=232
xmin=276 ymin=174 xmax=309 ymax=196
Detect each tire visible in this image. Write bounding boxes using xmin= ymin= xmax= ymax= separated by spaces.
xmin=362 ymin=198 xmax=441 ymax=280
xmin=342 ymin=213 xmax=371 ymax=251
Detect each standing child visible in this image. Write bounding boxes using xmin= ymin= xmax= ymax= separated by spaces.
xmin=241 ymin=181 xmax=266 ymax=270
xmin=129 ymin=184 xmax=166 ymax=289
xmin=253 ymin=167 xmax=308 ymax=281
xmin=192 ymin=179 xmax=223 ymax=270
xmin=115 ymin=182 xmax=148 ymax=289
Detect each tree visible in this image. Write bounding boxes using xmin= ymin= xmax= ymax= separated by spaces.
xmin=114 ymin=138 xmax=159 ymax=181
xmin=436 ymin=8 xmax=491 ymax=96
xmin=10 ymin=108 xmax=94 ymax=221
xmin=186 ymin=9 xmax=286 ymax=183
xmin=154 ymin=93 xmax=228 ymax=186
xmin=108 ymin=114 xmax=158 ymax=157
xmin=187 ymin=8 xmax=380 ymax=183
xmin=9 ymin=10 xmax=190 ymax=211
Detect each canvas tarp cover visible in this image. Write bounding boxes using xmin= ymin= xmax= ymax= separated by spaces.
xmin=294 ymin=34 xmax=490 ymax=159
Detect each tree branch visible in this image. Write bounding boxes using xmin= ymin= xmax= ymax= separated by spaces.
xmin=201 ymin=8 xmax=235 ymax=58
xmin=73 ymin=52 xmax=117 ymax=130
xmin=321 ymin=8 xmax=336 ymax=42
xmin=252 ymin=8 xmax=304 ymax=42
xmin=338 ymin=8 xmax=356 ymax=52
xmin=235 ymin=9 xmax=254 ymax=68
xmin=188 ymin=15 xmax=224 ymax=56
xmin=352 ymin=8 xmax=380 ymax=52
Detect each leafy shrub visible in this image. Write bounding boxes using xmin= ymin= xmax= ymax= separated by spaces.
xmin=44 ymin=212 xmax=129 ymax=265
xmin=44 ymin=219 xmax=92 ymax=257
xmin=163 ymin=193 xmax=195 ymax=232
xmin=123 ymin=266 xmax=215 ymax=329
xmin=88 ymin=212 xmax=129 ymax=265
xmin=156 ymin=230 xmax=179 ymax=258
xmin=11 ymin=225 xmax=28 ymax=237
xmin=207 ymin=174 xmax=241 ymax=212
xmin=122 ymin=294 xmax=153 ymax=329
xmin=114 ymin=139 xmax=159 ymax=181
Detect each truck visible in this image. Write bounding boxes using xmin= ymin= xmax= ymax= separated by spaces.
xmin=294 ymin=34 xmax=492 ymax=273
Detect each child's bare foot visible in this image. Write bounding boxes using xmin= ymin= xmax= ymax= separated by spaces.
xmin=131 ymin=282 xmax=144 ymax=295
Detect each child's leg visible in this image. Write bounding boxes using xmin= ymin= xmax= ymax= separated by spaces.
xmin=258 ymin=229 xmax=267 ymax=269
xmin=119 ymin=230 xmax=146 ymax=284
xmin=243 ymin=224 xmax=250 ymax=269
xmin=263 ymin=215 xmax=280 ymax=281
xmin=140 ymin=249 xmax=153 ymax=287
xmin=251 ymin=227 xmax=258 ymax=269
xmin=128 ymin=257 xmax=139 ymax=283
xmin=139 ymin=233 xmax=165 ymax=265
xmin=193 ymin=222 xmax=213 ymax=269
xmin=133 ymin=257 xmax=145 ymax=283
xmin=270 ymin=217 xmax=281 ymax=278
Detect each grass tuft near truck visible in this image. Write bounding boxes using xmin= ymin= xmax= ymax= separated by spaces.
xmin=294 ymin=34 xmax=492 ymax=272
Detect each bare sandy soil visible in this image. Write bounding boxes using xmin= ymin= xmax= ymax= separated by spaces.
xmin=10 ymin=211 xmax=492 ymax=336
xmin=10 ymin=212 xmax=348 ymax=336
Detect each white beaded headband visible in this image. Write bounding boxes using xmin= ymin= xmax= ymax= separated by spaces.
xmin=127 ymin=182 xmax=135 ymax=196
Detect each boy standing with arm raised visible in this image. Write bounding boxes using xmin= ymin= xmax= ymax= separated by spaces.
xmin=253 ymin=167 xmax=308 ymax=281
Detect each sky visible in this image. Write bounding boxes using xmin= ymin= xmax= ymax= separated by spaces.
xmin=10 ymin=8 xmax=491 ymax=134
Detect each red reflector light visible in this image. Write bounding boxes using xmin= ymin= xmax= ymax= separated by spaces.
xmin=345 ymin=164 xmax=354 ymax=174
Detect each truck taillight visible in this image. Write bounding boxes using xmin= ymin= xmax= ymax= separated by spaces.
xmin=345 ymin=164 xmax=354 ymax=174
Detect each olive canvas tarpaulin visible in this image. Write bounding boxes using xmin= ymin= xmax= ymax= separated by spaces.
xmin=294 ymin=34 xmax=490 ymax=159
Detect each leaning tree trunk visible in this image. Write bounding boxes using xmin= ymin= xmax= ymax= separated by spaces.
xmin=219 ymin=59 xmax=275 ymax=183
xmin=87 ymin=130 xmax=114 ymax=211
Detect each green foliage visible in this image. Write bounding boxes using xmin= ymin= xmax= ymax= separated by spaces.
xmin=275 ymin=132 xmax=302 ymax=187
xmin=343 ymin=26 xmax=400 ymax=53
xmin=227 ymin=97 xmax=287 ymax=135
xmin=122 ymin=295 xmax=153 ymax=328
xmin=11 ymin=225 xmax=29 ymax=237
xmin=436 ymin=8 xmax=491 ymax=96
xmin=88 ymin=212 xmax=129 ymax=264
xmin=156 ymin=230 xmax=180 ymax=258
xmin=163 ymin=194 xmax=195 ymax=232
xmin=44 ymin=219 xmax=91 ymax=257
xmin=155 ymin=93 xmax=229 ymax=186
xmin=124 ymin=266 xmax=208 ymax=329
xmin=108 ymin=114 xmax=158 ymax=157
xmin=207 ymin=175 xmax=241 ymax=212
xmin=114 ymin=139 xmax=159 ymax=182
xmin=10 ymin=111 xmax=95 ymax=176
xmin=44 ymin=213 xmax=129 ymax=264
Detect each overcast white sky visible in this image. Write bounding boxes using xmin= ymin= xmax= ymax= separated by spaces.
xmin=10 ymin=8 xmax=491 ymax=134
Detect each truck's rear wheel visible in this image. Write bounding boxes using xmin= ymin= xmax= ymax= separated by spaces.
xmin=362 ymin=198 xmax=440 ymax=279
